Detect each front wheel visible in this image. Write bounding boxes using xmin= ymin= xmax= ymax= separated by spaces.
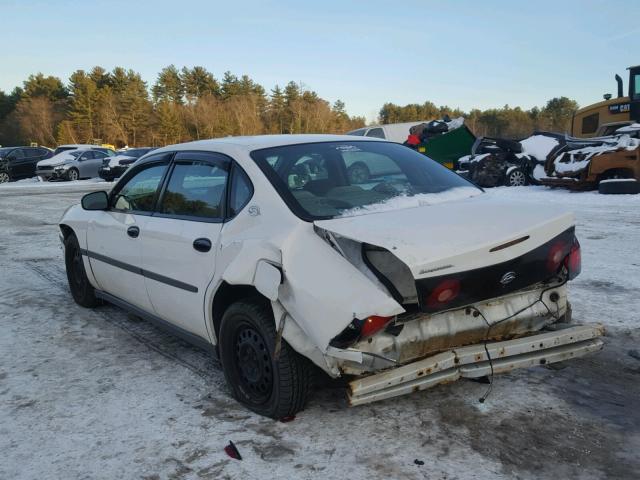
xmin=218 ymin=300 xmax=313 ymax=419
xmin=0 ymin=171 xmax=10 ymax=183
xmin=64 ymin=233 xmax=98 ymax=307
xmin=67 ymin=168 xmax=79 ymax=181
xmin=506 ymin=168 xmax=527 ymax=187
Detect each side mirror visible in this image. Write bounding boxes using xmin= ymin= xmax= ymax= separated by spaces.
xmin=81 ymin=191 xmax=109 ymax=210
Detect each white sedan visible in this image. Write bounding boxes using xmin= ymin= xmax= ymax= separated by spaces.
xmin=59 ymin=135 xmax=603 ymax=418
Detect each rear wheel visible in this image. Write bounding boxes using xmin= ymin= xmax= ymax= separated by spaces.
xmin=67 ymin=168 xmax=79 ymax=181
xmin=64 ymin=233 xmax=98 ymax=307
xmin=506 ymin=168 xmax=527 ymax=187
xmin=218 ymin=300 xmax=313 ymax=419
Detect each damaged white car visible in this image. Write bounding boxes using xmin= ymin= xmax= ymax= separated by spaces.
xmin=59 ymin=135 xmax=604 ymax=418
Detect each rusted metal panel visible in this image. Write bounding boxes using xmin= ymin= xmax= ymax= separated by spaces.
xmin=348 ymin=324 xmax=604 ymax=407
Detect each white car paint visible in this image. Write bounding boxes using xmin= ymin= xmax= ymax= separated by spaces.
xmin=347 ymin=121 xmax=430 ymax=143
xmin=59 ymin=134 xmax=602 ymax=405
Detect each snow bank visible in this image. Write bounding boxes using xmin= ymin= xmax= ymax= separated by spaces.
xmin=339 ymin=186 xmax=482 ymax=217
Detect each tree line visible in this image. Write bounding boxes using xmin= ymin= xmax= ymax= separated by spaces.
xmin=0 ymin=66 xmax=366 ymax=148
xmin=0 ymin=65 xmax=580 ymax=147
xmin=379 ymin=96 xmax=579 ymax=139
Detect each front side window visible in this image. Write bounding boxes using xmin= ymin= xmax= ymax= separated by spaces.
xmin=633 ymin=74 xmax=640 ymax=100
xmin=159 ymin=161 xmax=228 ymax=219
xmin=251 ymin=141 xmax=479 ymax=220
xmin=8 ymin=149 xmax=24 ymax=160
xmin=112 ymin=163 xmax=168 ymax=213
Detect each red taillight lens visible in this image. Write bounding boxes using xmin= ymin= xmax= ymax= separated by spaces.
xmin=425 ymin=279 xmax=461 ymax=309
xmin=547 ymin=241 xmax=566 ymax=273
xmin=360 ymin=315 xmax=394 ymax=338
xmin=564 ymin=239 xmax=581 ymax=279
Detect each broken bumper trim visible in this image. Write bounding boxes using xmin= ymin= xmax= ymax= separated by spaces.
xmin=348 ymin=324 xmax=604 ymax=406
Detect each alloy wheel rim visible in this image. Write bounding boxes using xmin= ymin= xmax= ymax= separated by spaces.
xmin=69 ymin=170 xmax=78 ymax=181
xmin=510 ymin=171 xmax=526 ymax=186
xmin=0 ymin=172 xmax=9 ymax=183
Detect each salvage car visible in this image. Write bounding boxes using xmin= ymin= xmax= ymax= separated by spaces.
xmin=0 ymin=146 xmax=53 ymax=183
xmin=37 ymin=148 xmax=111 ymax=181
xmin=457 ymin=136 xmax=553 ymax=187
xmin=59 ymin=135 xmax=603 ymax=418
xmin=541 ymin=127 xmax=640 ymax=194
xmin=98 ymin=147 xmax=156 ymax=181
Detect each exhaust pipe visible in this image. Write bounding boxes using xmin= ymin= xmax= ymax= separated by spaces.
xmin=615 ymin=74 xmax=624 ymax=98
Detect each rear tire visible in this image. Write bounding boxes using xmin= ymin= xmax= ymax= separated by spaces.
xmin=218 ymin=299 xmax=313 ymax=419
xmin=64 ymin=233 xmax=98 ymax=308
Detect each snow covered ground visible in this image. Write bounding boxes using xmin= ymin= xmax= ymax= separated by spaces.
xmin=1 ymin=184 xmax=639 ymax=480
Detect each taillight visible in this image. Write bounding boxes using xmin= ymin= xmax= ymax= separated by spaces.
xmin=547 ymin=241 xmax=566 ymax=273
xmin=360 ymin=315 xmax=394 ymax=338
xmin=425 ymin=279 xmax=461 ymax=309
xmin=564 ymin=239 xmax=581 ymax=280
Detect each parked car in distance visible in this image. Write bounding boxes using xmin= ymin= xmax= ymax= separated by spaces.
xmin=0 ymin=146 xmax=53 ymax=183
xmin=60 ymin=135 xmax=603 ymax=418
xmin=54 ymin=144 xmax=115 ymax=157
xmin=347 ymin=121 xmax=430 ymax=143
xmin=36 ymin=148 xmax=111 ymax=181
xmin=98 ymin=147 xmax=156 ymax=181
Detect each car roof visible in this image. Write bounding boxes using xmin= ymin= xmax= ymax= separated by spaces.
xmin=151 ymin=134 xmax=385 ymax=155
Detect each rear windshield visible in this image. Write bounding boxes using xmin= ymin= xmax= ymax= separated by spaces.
xmin=251 ymin=141 xmax=479 ymax=220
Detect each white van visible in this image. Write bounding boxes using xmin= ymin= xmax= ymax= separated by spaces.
xmin=346 ymin=121 xmax=430 ymax=144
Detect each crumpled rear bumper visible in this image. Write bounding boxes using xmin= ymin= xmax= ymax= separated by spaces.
xmin=348 ymin=324 xmax=604 ymax=406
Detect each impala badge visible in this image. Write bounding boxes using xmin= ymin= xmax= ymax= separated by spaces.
xmin=500 ymin=271 xmax=516 ymax=285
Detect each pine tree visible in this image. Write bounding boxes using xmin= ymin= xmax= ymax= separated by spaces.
xmin=152 ymin=65 xmax=184 ymax=104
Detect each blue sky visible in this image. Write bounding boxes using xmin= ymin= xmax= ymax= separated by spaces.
xmin=1 ymin=0 xmax=638 ymax=121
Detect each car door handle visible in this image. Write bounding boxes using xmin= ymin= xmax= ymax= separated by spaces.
xmin=193 ymin=238 xmax=212 ymax=252
xmin=127 ymin=226 xmax=140 ymax=238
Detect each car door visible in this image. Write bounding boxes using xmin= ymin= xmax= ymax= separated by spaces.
xmin=92 ymin=151 xmax=109 ymax=176
xmin=79 ymin=150 xmax=103 ymax=178
xmin=139 ymin=151 xmax=230 ymax=339
xmin=13 ymin=148 xmax=34 ymax=178
xmin=6 ymin=149 xmax=25 ymax=178
xmin=85 ymin=153 xmax=172 ymax=311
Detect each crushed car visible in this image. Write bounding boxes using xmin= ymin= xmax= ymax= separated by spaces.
xmin=541 ymin=125 xmax=640 ymax=194
xmin=457 ymin=133 xmax=563 ymax=187
xmin=59 ymin=134 xmax=603 ymax=418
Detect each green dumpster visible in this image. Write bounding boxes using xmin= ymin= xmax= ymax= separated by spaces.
xmin=416 ymin=125 xmax=476 ymax=170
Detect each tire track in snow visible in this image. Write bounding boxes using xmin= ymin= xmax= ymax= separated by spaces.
xmin=23 ymin=259 xmax=217 ymax=380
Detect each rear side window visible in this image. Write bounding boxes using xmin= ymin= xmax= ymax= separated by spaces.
xmin=581 ymin=113 xmax=599 ymax=134
xmin=159 ymin=161 xmax=228 ymax=220
xmin=112 ymin=163 xmax=168 ymax=213
xmin=228 ymin=166 xmax=254 ymax=217
xmin=365 ymin=127 xmax=385 ymax=139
